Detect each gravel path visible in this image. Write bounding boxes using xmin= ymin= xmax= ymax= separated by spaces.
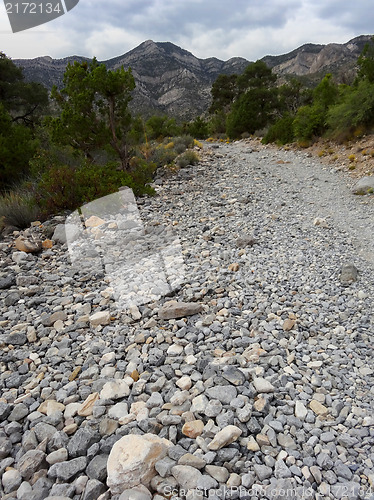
xmin=0 ymin=139 xmax=373 ymax=500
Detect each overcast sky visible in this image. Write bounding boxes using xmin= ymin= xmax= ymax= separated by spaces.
xmin=1 ymin=0 xmax=373 ymax=62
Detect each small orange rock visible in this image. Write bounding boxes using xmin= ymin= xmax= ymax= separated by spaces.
xmin=131 ymin=369 xmax=139 ymax=382
xmin=42 ymin=239 xmax=53 ymax=249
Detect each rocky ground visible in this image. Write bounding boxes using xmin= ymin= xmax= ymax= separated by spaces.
xmin=0 ymin=138 xmax=374 ymax=500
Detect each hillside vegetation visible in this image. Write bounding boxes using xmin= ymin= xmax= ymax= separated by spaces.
xmin=1 ymin=37 xmax=374 ymax=231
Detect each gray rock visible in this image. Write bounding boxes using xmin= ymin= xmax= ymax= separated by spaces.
xmin=0 ymin=437 xmax=12 ymax=459
xmin=352 ymin=175 xmax=374 ymax=195
xmin=158 ymin=301 xmax=203 ymax=320
xmin=221 ymin=366 xmax=246 ymax=385
xmin=67 ymin=427 xmax=99 ymax=458
xmin=340 ymin=263 xmax=358 ymax=285
xmin=52 ymin=223 xmax=80 ymax=244
xmin=86 ymin=454 xmax=108 ymax=482
xmin=0 ymin=275 xmax=15 ymax=289
xmin=8 ymin=403 xmax=29 ymax=421
xmin=48 ymin=457 xmax=87 ymax=481
xmin=82 ymin=479 xmax=106 ymax=500
xmin=18 ymin=450 xmax=46 ymax=479
xmin=253 ymin=464 xmax=273 ymax=481
xmin=205 ymin=385 xmax=237 ymax=404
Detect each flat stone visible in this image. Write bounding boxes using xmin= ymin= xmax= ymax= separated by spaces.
xmin=171 ymin=465 xmax=203 ymax=490
xmin=78 ymin=392 xmax=99 ymax=417
xmin=100 ymin=380 xmax=130 ymax=400
xmin=158 ymin=301 xmax=203 ymax=320
xmin=309 ymin=400 xmax=329 ymax=417
xmin=252 ymin=377 xmax=275 ymax=393
xmin=48 ymin=457 xmax=87 ymax=482
xmin=18 ymin=450 xmax=46 ymax=479
xmin=205 ymin=465 xmax=230 ymax=483
xmin=89 ymin=310 xmax=111 ymax=327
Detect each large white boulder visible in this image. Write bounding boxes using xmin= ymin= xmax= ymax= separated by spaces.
xmin=107 ymin=434 xmax=172 ymax=495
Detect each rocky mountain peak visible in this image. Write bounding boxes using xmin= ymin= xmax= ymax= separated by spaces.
xmin=14 ymin=35 xmax=373 ymax=119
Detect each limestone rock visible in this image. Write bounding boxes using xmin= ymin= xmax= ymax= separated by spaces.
xmin=85 ymin=215 xmax=106 ymax=227
xmin=15 ymin=235 xmax=42 ymax=253
xmin=252 ymin=377 xmax=275 ymax=393
xmin=89 ymin=310 xmax=111 ymax=327
xmin=158 ymin=301 xmax=203 ymax=320
xmin=309 ymin=400 xmax=329 ymax=417
xmin=100 ymin=380 xmax=130 ymax=400
xmin=78 ymin=393 xmax=100 ymax=417
xmin=207 ymin=425 xmax=242 ymax=451
xmin=181 ymin=420 xmax=204 ymax=438
xmin=107 ymin=433 xmax=172 ymax=494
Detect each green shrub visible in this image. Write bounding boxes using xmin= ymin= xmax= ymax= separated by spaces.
xmin=293 ymin=104 xmax=326 ymax=141
xmin=149 ymin=146 xmax=178 ymax=168
xmin=35 ymin=159 xmax=155 ymax=218
xmin=174 ymin=135 xmax=194 ymax=149
xmin=176 ymin=150 xmax=200 ymax=168
xmin=185 ymin=117 xmax=209 ymax=139
xmin=327 ymin=80 xmax=374 ymax=140
xmin=262 ymin=114 xmax=295 ymax=144
xmin=0 ymin=189 xmax=40 ymax=228
xmin=0 ymin=104 xmax=39 ymax=190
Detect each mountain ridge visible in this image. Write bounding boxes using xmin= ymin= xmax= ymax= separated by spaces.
xmin=14 ymin=35 xmax=373 ymax=119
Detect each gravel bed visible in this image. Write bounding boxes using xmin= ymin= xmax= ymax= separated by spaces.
xmin=0 ymin=139 xmax=373 ymax=500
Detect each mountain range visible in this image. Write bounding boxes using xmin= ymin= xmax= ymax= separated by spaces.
xmin=14 ymin=35 xmax=372 ymax=120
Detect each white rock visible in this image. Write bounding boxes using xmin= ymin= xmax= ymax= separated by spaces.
xmin=207 ymin=425 xmax=242 ymax=451
xmin=295 ymin=401 xmax=308 ymax=420
xmin=176 ymin=375 xmax=192 ymax=390
xmin=89 ymin=310 xmax=111 ymax=327
xmin=100 ymin=380 xmax=130 ymax=400
xmin=252 ymin=377 xmax=275 ymax=393
xmin=107 ymin=434 xmax=172 ymax=494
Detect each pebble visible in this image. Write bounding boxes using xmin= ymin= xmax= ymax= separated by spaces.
xmin=0 ymin=139 xmax=373 ymax=499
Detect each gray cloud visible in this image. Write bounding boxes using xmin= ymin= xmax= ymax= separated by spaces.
xmin=0 ymin=0 xmax=372 ymax=61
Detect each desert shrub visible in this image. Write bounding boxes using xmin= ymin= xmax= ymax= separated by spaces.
xmin=185 ymin=117 xmax=209 ymax=139
xmin=150 ymin=146 xmax=178 ymax=168
xmin=174 ymin=142 xmax=187 ymax=154
xmin=327 ymin=80 xmax=374 ymax=140
xmin=262 ymin=114 xmax=295 ymax=144
xmin=35 ymin=159 xmax=155 ymax=218
xmin=0 ymin=189 xmax=40 ymax=228
xmin=0 ymin=104 xmax=39 ymax=189
xmin=176 ymin=150 xmax=200 ymax=168
xmin=174 ymin=135 xmax=194 ymax=149
xmin=293 ymin=74 xmax=338 ymax=142
xmin=146 ymin=115 xmax=180 ymax=140
xmin=293 ymin=104 xmax=326 ymax=142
